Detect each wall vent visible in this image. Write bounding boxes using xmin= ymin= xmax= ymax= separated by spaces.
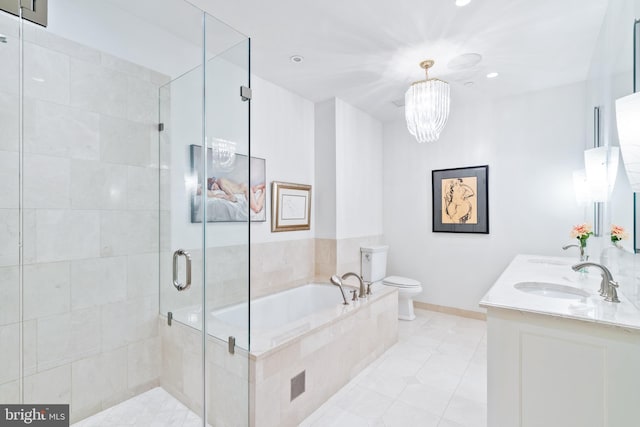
xmin=290 ymin=370 xmax=305 ymax=401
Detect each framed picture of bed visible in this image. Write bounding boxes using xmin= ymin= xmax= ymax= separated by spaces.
xmin=190 ymin=144 xmax=266 ymax=223
xmin=271 ymin=181 xmax=312 ymax=232
xmin=432 ymin=165 xmax=489 ymax=234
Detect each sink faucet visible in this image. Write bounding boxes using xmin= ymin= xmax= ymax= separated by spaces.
xmin=563 ymin=243 xmax=587 ymax=261
xmin=340 ymin=272 xmax=367 ymax=298
xmin=571 ymin=262 xmax=620 ymax=303
xmin=330 ymin=275 xmax=350 ymax=305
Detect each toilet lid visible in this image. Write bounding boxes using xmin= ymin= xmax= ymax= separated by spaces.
xmin=383 ymin=276 xmax=421 ymax=288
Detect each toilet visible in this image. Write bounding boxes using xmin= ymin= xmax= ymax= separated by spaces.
xmin=360 ymin=245 xmax=423 ymax=321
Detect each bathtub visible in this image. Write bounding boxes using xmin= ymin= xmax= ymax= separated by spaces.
xmin=163 ymin=282 xmax=399 ymax=426
xmin=172 ymin=283 xmax=386 ymax=354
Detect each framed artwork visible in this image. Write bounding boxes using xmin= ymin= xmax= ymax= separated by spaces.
xmin=432 ymin=165 xmax=489 ymax=234
xmin=271 ymin=181 xmax=312 ymax=232
xmin=190 ymin=144 xmax=266 ymax=223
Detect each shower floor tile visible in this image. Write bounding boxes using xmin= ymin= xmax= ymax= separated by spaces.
xmin=300 ymin=308 xmax=487 ymax=427
xmin=71 ymin=387 xmax=208 ymax=427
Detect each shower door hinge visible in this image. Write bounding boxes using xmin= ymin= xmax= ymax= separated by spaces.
xmin=228 ymin=336 xmax=236 ymax=354
xmin=7 ymin=0 xmax=48 ymax=27
xmin=167 ymin=311 xmax=173 ymax=326
xmin=20 ymin=0 xmax=34 ymax=11
xmin=158 ymin=123 xmax=164 ymax=132
xmin=240 ymin=86 xmax=252 ymax=101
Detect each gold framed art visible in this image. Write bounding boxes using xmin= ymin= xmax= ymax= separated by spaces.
xmin=271 ymin=181 xmax=312 ymax=232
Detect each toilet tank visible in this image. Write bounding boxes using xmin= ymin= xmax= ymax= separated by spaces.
xmin=360 ymin=245 xmax=388 ymax=282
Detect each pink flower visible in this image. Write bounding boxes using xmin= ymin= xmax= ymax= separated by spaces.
xmin=611 ymin=224 xmax=628 ymax=242
xmin=570 ymin=223 xmax=593 ymax=239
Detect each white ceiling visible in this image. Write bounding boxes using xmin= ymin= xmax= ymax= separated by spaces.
xmin=185 ymin=0 xmax=609 ymax=122
xmin=47 ymin=0 xmax=610 ymax=123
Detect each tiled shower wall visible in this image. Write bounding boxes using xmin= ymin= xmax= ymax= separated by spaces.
xmin=0 ymin=17 xmax=167 ymax=422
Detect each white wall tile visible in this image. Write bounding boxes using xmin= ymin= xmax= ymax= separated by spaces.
xmin=23 ymin=261 xmax=71 ymax=320
xmin=99 ymin=115 xmax=154 ymax=166
xmin=0 ymin=151 xmax=19 ymax=208
xmin=71 ymin=348 xmax=127 ymax=418
xmin=0 ymin=266 xmax=19 ymax=325
xmin=23 ymin=25 xmax=101 ymax=64
xmin=101 ymin=53 xmax=151 ymax=81
xmin=70 ymin=257 xmax=127 ymax=310
xmin=70 ymin=58 xmax=128 ymax=117
xmin=126 ymin=76 xmax=157 ymax=124
xmin=24 ymin=365 xmax=71 ymax=404
xmin=100 ymin=210 xmax=158 ymax=256
xmin=127 ymin=166 xmax=158 ymax=210
xmin=23 ymin=154 xmax=71 ymax=209
xmin=35 ymin=210 xmax=100 ymax=263
xmin=70 ymin=308 xmax=101 ymax=362
xmin=0 ymin=209 xmax=19 ymax=267
xmin=100 ymin=302 xmax=127 ymax=351
xmin=23 ymin=320 xmax=37 ymax=377
xmin=127 ymin=337 xmax=161 ymax=390
xmin=0 ymin=323 xmax=20 ymax=384
xmin=23 ymin=99 xmax=100 ymax=160
xmin=70 ymin=160 xmax=128 ymax=210
xmin=0 ymin=92 xmax=19 ymax=152
xmin=0 ymin=38 xmax=19 ymax=96
xmin=126 ymin=253 xmax=158 ymax=299
xmin=37 ymin=313 xmax=71 ymax=371
xmin=23 ymin=42 xmax=70 ymax=105
xmin=0 ymin=380 xmax=19 ymax=404
xmin=126 ymin=296 xmax=159 ymax=345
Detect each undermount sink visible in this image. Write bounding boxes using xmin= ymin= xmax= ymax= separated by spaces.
xmin=514 ymin=281 xmax=589 ymax=300
xmin=527 ymin=259 xmax=570 ymax=266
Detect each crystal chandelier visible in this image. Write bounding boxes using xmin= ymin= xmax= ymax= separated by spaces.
xmin=405 ymin=60 xmax=450 ymax=143
xmin=208 ymin=137 xmax=236 ymax=172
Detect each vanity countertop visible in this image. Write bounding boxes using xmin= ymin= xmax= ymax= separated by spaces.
xmin=480 ymin=254 xmax=640 ymax=331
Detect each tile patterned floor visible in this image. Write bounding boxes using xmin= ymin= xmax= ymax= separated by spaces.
xmin=72 ymin=309 xmax=487 ymax=427
xmin=300 ymin=308 xmax=487 ymax=427
xmin=71 ymin=387 xmax=206 ymax=427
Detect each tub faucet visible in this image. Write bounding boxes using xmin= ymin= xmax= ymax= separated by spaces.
xmin=571 ymin=262 xmax=620 ymax=303
xmin=340 ymin=272 xmax=367 ymax=298
xmin=563 ymin=243 xmax=587 ymax=261
xmin=330 ymin=275 xmax=349 ymax=305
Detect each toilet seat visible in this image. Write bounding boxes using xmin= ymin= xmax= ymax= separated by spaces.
xmin=383 ymin=276 xmax=421 ymax=288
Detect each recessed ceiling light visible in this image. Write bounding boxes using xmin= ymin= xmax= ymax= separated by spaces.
xmin=455 ymin=0 xmax=471 ymax=7
xmin=486 ymin=72 xmax=499 ymax=79
xmin=290 ymin=55 xmax=304 ymax=64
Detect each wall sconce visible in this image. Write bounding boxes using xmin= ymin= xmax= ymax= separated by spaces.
xmin=615 ymin=92 xmax=640 ymax=191
xmin=572 ymin=169 xmax=590 ymax=205
xmin=584 ymin=146 xmax=620 ymax=202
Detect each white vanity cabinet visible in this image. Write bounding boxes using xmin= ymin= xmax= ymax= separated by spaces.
xmin=481 ymin=255 xmax=640 ymax=427
xmin=486 ymin=307 xmax=640 ymax=427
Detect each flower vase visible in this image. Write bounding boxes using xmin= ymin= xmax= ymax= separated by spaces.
xmin=579 ymin=238 xmax=588 ymax=262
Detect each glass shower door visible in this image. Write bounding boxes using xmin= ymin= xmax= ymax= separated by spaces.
xmin=0 ymin=3 xmax=21 ymax=405
xmin=158 ymin=11 xmax=251 ymax=426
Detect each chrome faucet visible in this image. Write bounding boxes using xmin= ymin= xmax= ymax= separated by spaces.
xmin=571 ymin=262 xmax=620 ymax=303
xmin=341 ymin=272 xmax=367 ymax=298
xmin=563 ymin=243 xmax=587 ymax=261
xmin=330 ymin=275 xmax=349 ymax=305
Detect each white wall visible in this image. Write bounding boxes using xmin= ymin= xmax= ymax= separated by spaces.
xmin=314 ymin=100 xmax=337 ymax=239
xmin=335 ymin=99 xmax=384 ymax=239
xmin=383 ymin=82 xmax=588 ymax=313
xmin=250 ymin=75 xmax=315 ymax=243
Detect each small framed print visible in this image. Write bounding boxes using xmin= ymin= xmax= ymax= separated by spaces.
xmin=271 ymin=181 xmax=312 ymax=232
xmin=432 ymin=165 xmax=489 ymax=234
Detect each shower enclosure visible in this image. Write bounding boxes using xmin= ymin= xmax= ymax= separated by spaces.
xmin=0 ymin=1 xmax=250 ymax=425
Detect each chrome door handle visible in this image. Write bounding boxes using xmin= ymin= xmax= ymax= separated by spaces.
xmin=173 ymin=249 xmax=192 ymax=291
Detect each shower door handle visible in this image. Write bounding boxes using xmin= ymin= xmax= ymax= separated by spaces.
xmin=172 ymin=249 xmax=192 ymax=291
